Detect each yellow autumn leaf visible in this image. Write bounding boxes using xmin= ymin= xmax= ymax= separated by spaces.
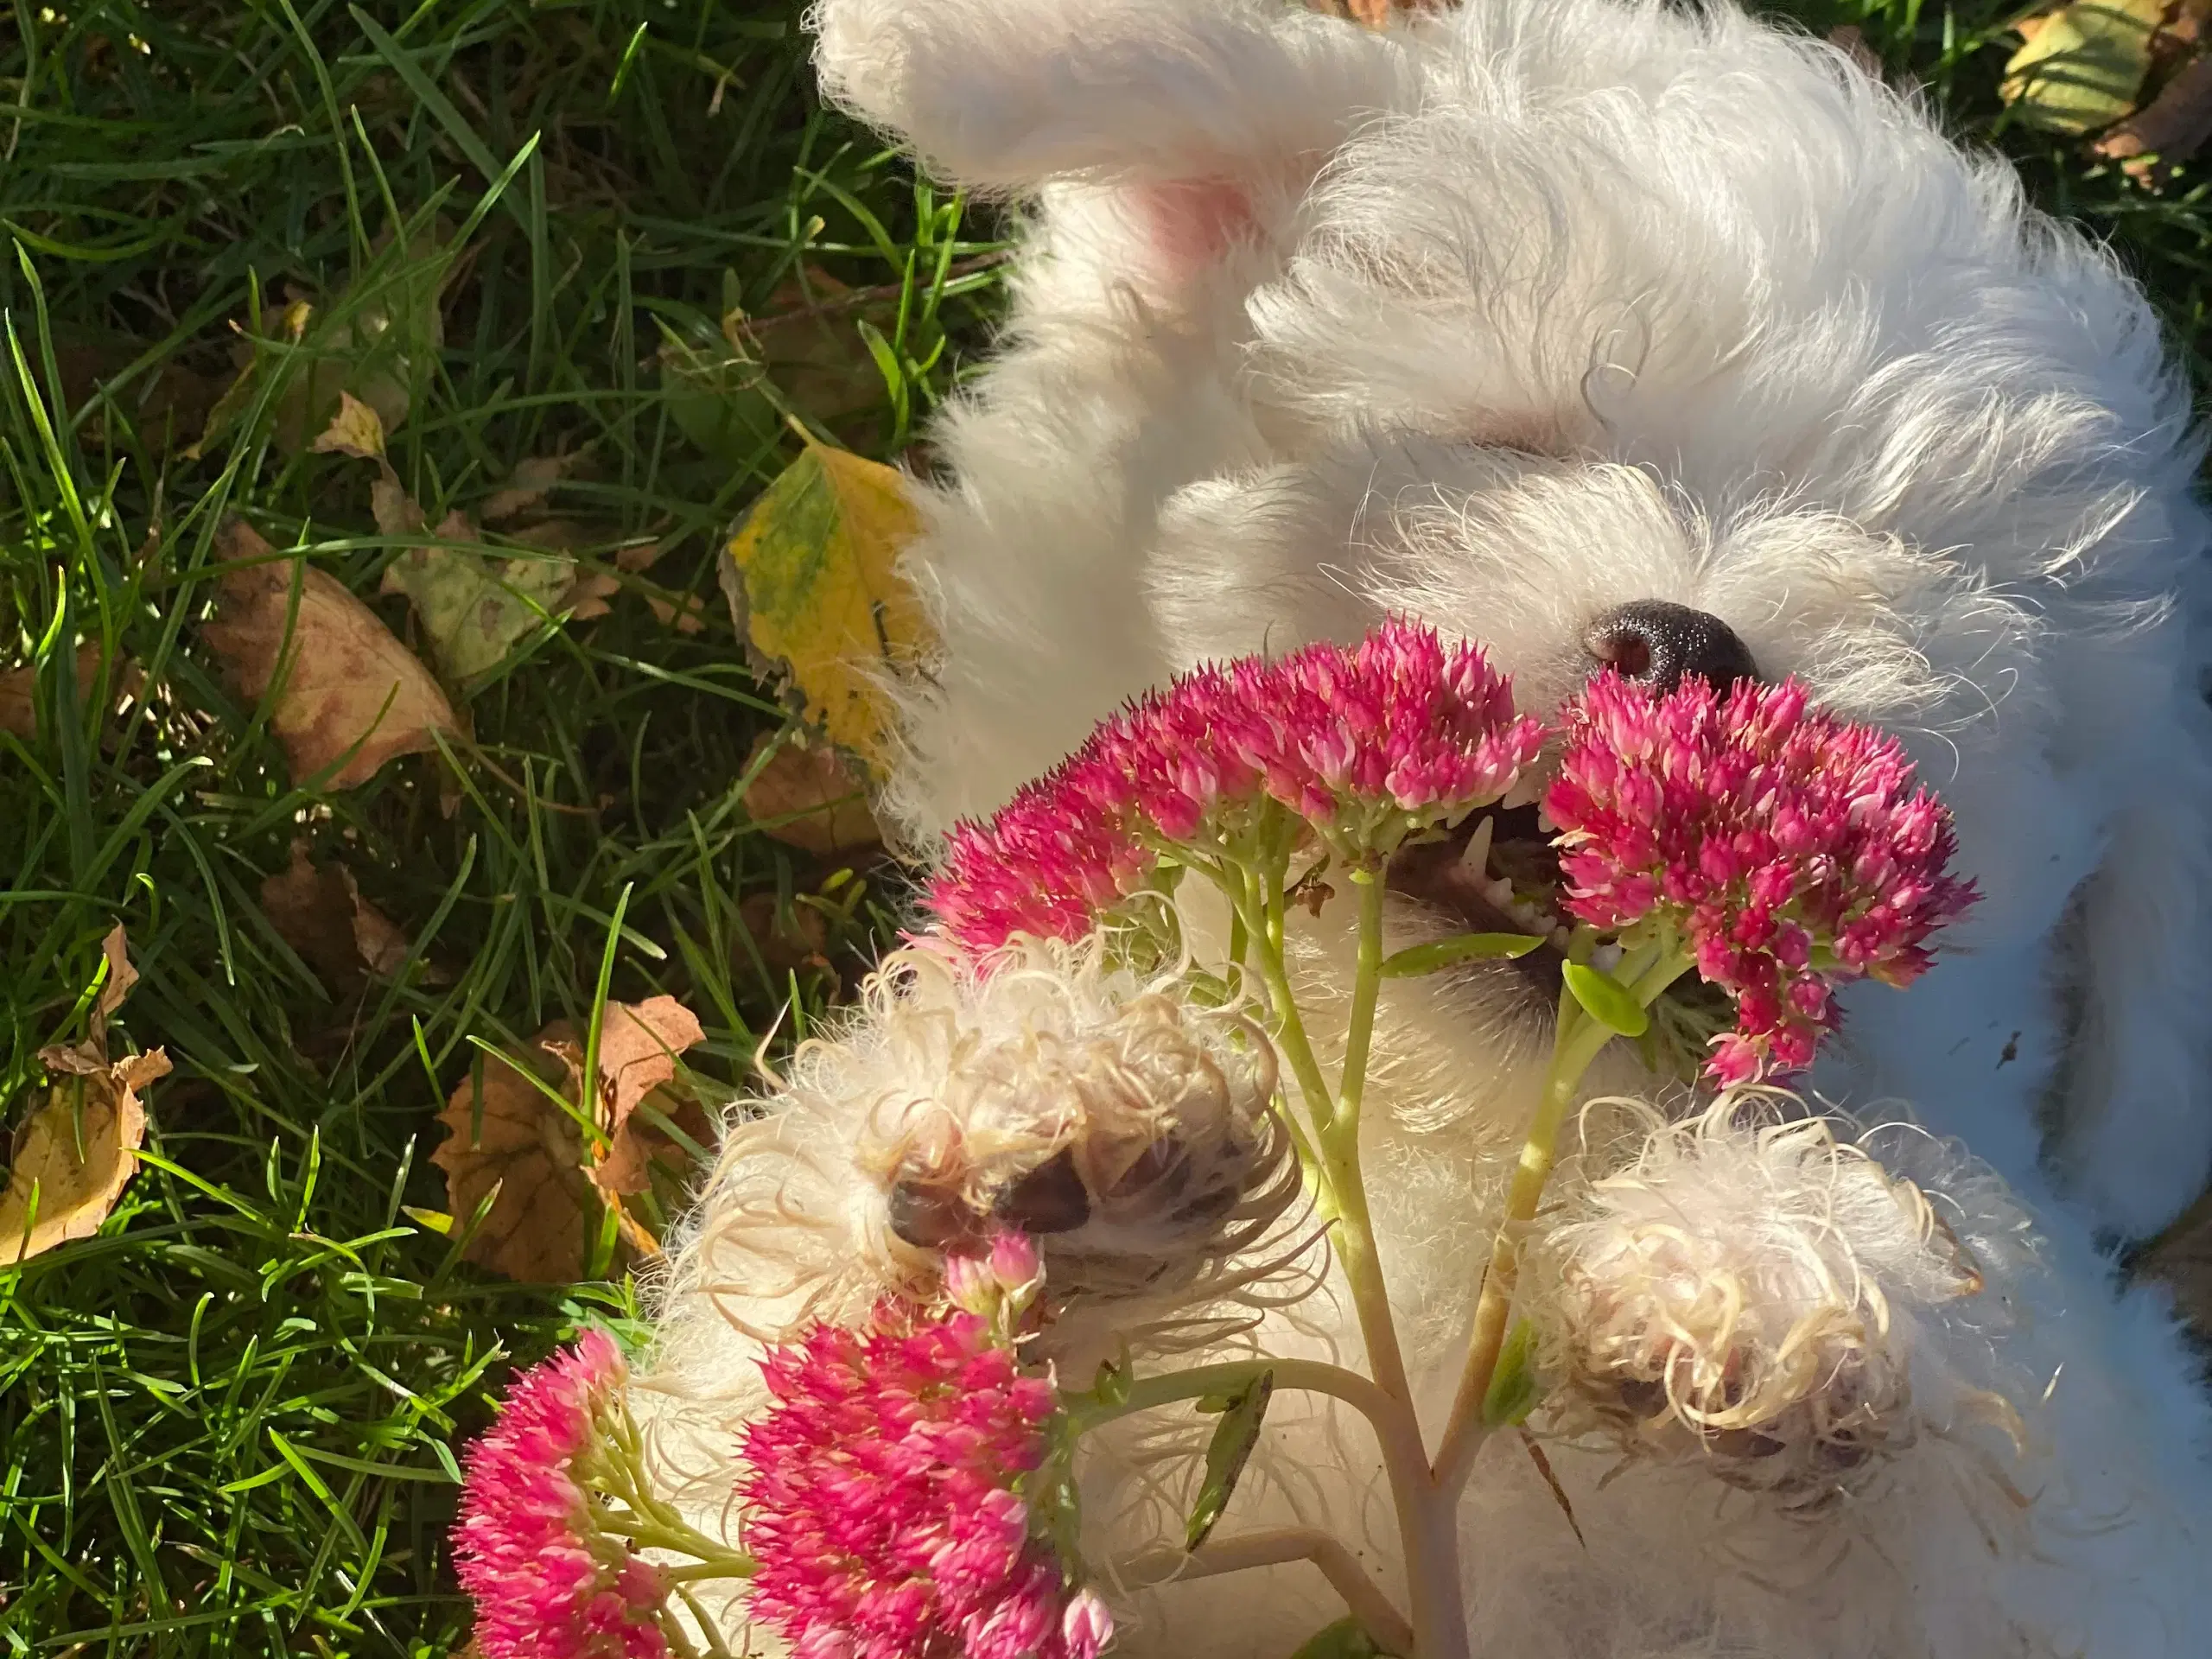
xmin=724 ymin=436 xmax=930 ymax=772
xmin=2001 ymin=0 xmax=2165 ymax=136
xmin=309 ymin=389 xmax=388 ymax=461
xmin=0 ymin=1050 xmax=169 ymax=1266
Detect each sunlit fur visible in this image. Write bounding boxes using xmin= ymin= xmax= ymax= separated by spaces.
xmin=644 ymin=2 xmax=2212 ymax=1654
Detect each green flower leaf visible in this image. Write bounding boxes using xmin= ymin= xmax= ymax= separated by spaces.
xmin=1562 ymin=960 xmax=1649 ymax=1038
xmin=1185 ymin=1368 xmax=1274 ymax=1548
xmin=1090 ymin=1351 xmax=1131 ymax=1408
xmin=1378 ymin=932 xmax=1545 ymax=977
xmin=1481 ymin=1317 xmax=1543 ymax=1428
xmin=1286 ymin=1616 xmax=1396 ymax=1659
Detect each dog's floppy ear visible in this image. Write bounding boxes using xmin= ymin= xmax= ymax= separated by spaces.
xmin=808 ymin=0 xmax=1411 ymax=215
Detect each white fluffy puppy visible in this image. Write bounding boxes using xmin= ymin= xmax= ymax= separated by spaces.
xmin=643 ymin=3 xmax=2212 ymax=1656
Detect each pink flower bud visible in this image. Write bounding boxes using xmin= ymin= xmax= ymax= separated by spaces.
xmin=988 ymin=1230 xmax=1043 ymax=1303
xmin=1061 ymin=1588 xmax=1116 ymax=1659
xmin=944 ymin=1250 xmax=998 ymax=1315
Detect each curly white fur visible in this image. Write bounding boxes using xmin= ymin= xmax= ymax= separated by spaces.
xmin=644 ymin=1 xmax=2212 ymax=1655
xmin=1528 ymin=1097 xmax=2018 ymax=1506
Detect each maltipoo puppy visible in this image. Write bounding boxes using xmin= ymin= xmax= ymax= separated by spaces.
xmin=643 ymin=3 xmax=2212 ymax=1656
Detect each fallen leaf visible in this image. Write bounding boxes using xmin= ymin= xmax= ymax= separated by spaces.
xmin=431 ymin=1043 xmax=594 ymax=1283
xmin=0 ymin=1049 xmax=169 ymax=1266
xmin=723 ymin=435 xmax=931 ymax=772
xmin=2001 ymin=0 xmax=2166 ymax=135
xmin=0 ymin=643 xmax=105 ymax=742
xmin=189 ymin=223 xmax=454 ymax=461
xmin=2094 ymin=53 xmax=2212 ymax=175
xmin=613 ymin=539 xmax=708 ymax=632
xmin=378 ymin=510 xmax=584 ymax=681
xmin=92 ymin=924 xmax=137 ymax=1036
xmin=483 ymin=455 xmax=572 ymax=524
xmin=202 ymin=519 xmax=461 ymax=791
xmin=186 ymin=299 xmax=315 ymax=461
xmin=51 ymin=336 xmax=225 ymax=454
xmin=660 ymin=270 xmax=893 ymax=465
xmin=2138 ymin=1184 xmax=2212 ymax=1338
xmin=562 ymin=569 xmax=624 ymax=623
xmin=1827 ymin=22 xmax=1886 ymax=79
xmin=738 ymin=891 xmax=834 ymax=981
xmin=430 ymin=998 xmax=708 ymax=1282
xmin=562 ymin=997 xmax=710 ymax=1202
xmin=260 ymin=842 xmax=413 ymax=993
xmin=309 ymin=389 xmax=388 ymax=461
xmin=742 ymin=734 xmax=882 ymax=856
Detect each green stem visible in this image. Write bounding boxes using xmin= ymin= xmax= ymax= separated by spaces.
xmin=1317 ymin=868 xmax=1414 ymax=1411
xmin=658 ymin=1559 xmax=759 ymax=1586
xmin=594 ymin=1509 xmax=758 ymax=1573
xmin=1077 ymin=1353 xmax=1458 ymax=1653
xmin=1238 ymin=886 xmax=1339 ymax=1141
xmin=1338 ymin=868 xmax=1385 ymax=1133
xmin=1431 ymin=949 xmax=1694 ymax=1494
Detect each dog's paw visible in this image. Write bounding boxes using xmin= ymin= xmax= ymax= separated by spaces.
xmin=846 ymin=947 xmax=1294 ymax=1292
xmin=1527 ymin=1097 xmax=1992 ymax=1504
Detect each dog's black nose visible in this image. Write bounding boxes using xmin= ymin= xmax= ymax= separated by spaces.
xmin=1583 ymin=600 xmax=1758 ymax=695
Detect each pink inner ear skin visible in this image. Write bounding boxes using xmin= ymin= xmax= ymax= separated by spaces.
xmin=1129 ymin=177 xmax=1257 ymax=282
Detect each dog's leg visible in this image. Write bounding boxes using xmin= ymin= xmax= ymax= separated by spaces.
xmin=2052 ymin=734 xmax=2212 ymax=1240
xmin=1529 ymin=1101 xmax=2212 ymax=1656
xmin=809 ymin=0 xmax=1411 ymax=197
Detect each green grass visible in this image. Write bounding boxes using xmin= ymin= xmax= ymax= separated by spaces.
xmin=0 ymin=1 xmax=2203 ymax=1656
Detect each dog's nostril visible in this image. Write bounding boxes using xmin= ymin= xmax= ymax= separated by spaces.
xmin=887 ymin=1179 xmax=980 ymax=1250
xmin=989 ymin=1148 xmax=1093 ymax=1235
xmin=1583 ymin=600 xmax=1758 ymax=695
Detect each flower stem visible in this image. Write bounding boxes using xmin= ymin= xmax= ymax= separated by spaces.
xmin=1115 ymin=1528 xmax=1415 ymax=1658
xmin=1237 ymin=887 xmax=1338 ymax=1141
xmin=593 ymin=1510 xmax=758 ymax=1576
xmin=1075 ymin=1355 xmax=1461 ymax=1658
xmin=1338 ymin=868 xmax=1386 ymax=1132
xmin=1431 ymin=949 xmax=1694 ymax=1494
xmin=1319 ymin=868 xmax=1416 ymax=1414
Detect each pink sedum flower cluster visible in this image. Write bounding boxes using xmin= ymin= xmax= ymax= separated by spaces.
xmin=1547 ymin=672 xmax=1978 ymax=1084
xmin=930 ymin=619 xmax=1545 ymax=951
xmin=454 ymin=1331 xmax=670 ymax=1659
xmin=739 ymin=1301 xmax=1109 ymax=1659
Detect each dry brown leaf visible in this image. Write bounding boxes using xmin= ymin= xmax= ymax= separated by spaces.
xmin=372 ymin=474 xmax=425 ymax=538
xmin=742 ymin=734 xmax=882 ymax=856
xmin=562 ymin=570 xmax=623 ymax=624
xmin=202 ymin=520 xmax=461 ymax=791
xmin=93 ymin=924 xmax=137 ymax=1038
xmin=430 ymin=997 xmax=707 ymax=1281
xmin=53 ymin=339 xmax=226 ymax=455
xmin=0 ymin=1049 xmax=169 ymax=1266
xmin=737 ymin=892 xmax=833 ymax=981
xmin=483 ymin=456 xmax=572 ymax=524
xmin=431 ymin=1043 xmax=595 ymax=1283
xmin=649 ymin=592 xmax=708 ymax=633
xmin=612 ymin=539 xmax=707 ymax=632
xmin=0 ymin=644 xmax=105 ymax=742
xmin=1827 ymin=22 xmax=1887 ymax=78
xmin=2138 ymin=1185 xmax=2212 ymax=1337
xmin=2094 ymin=53 xmax=2212 ymax=175
xmin=563 ymin=997 xmax=710 ymax=1201
xmin=260 ymin=842 xmax=412 ymax=993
